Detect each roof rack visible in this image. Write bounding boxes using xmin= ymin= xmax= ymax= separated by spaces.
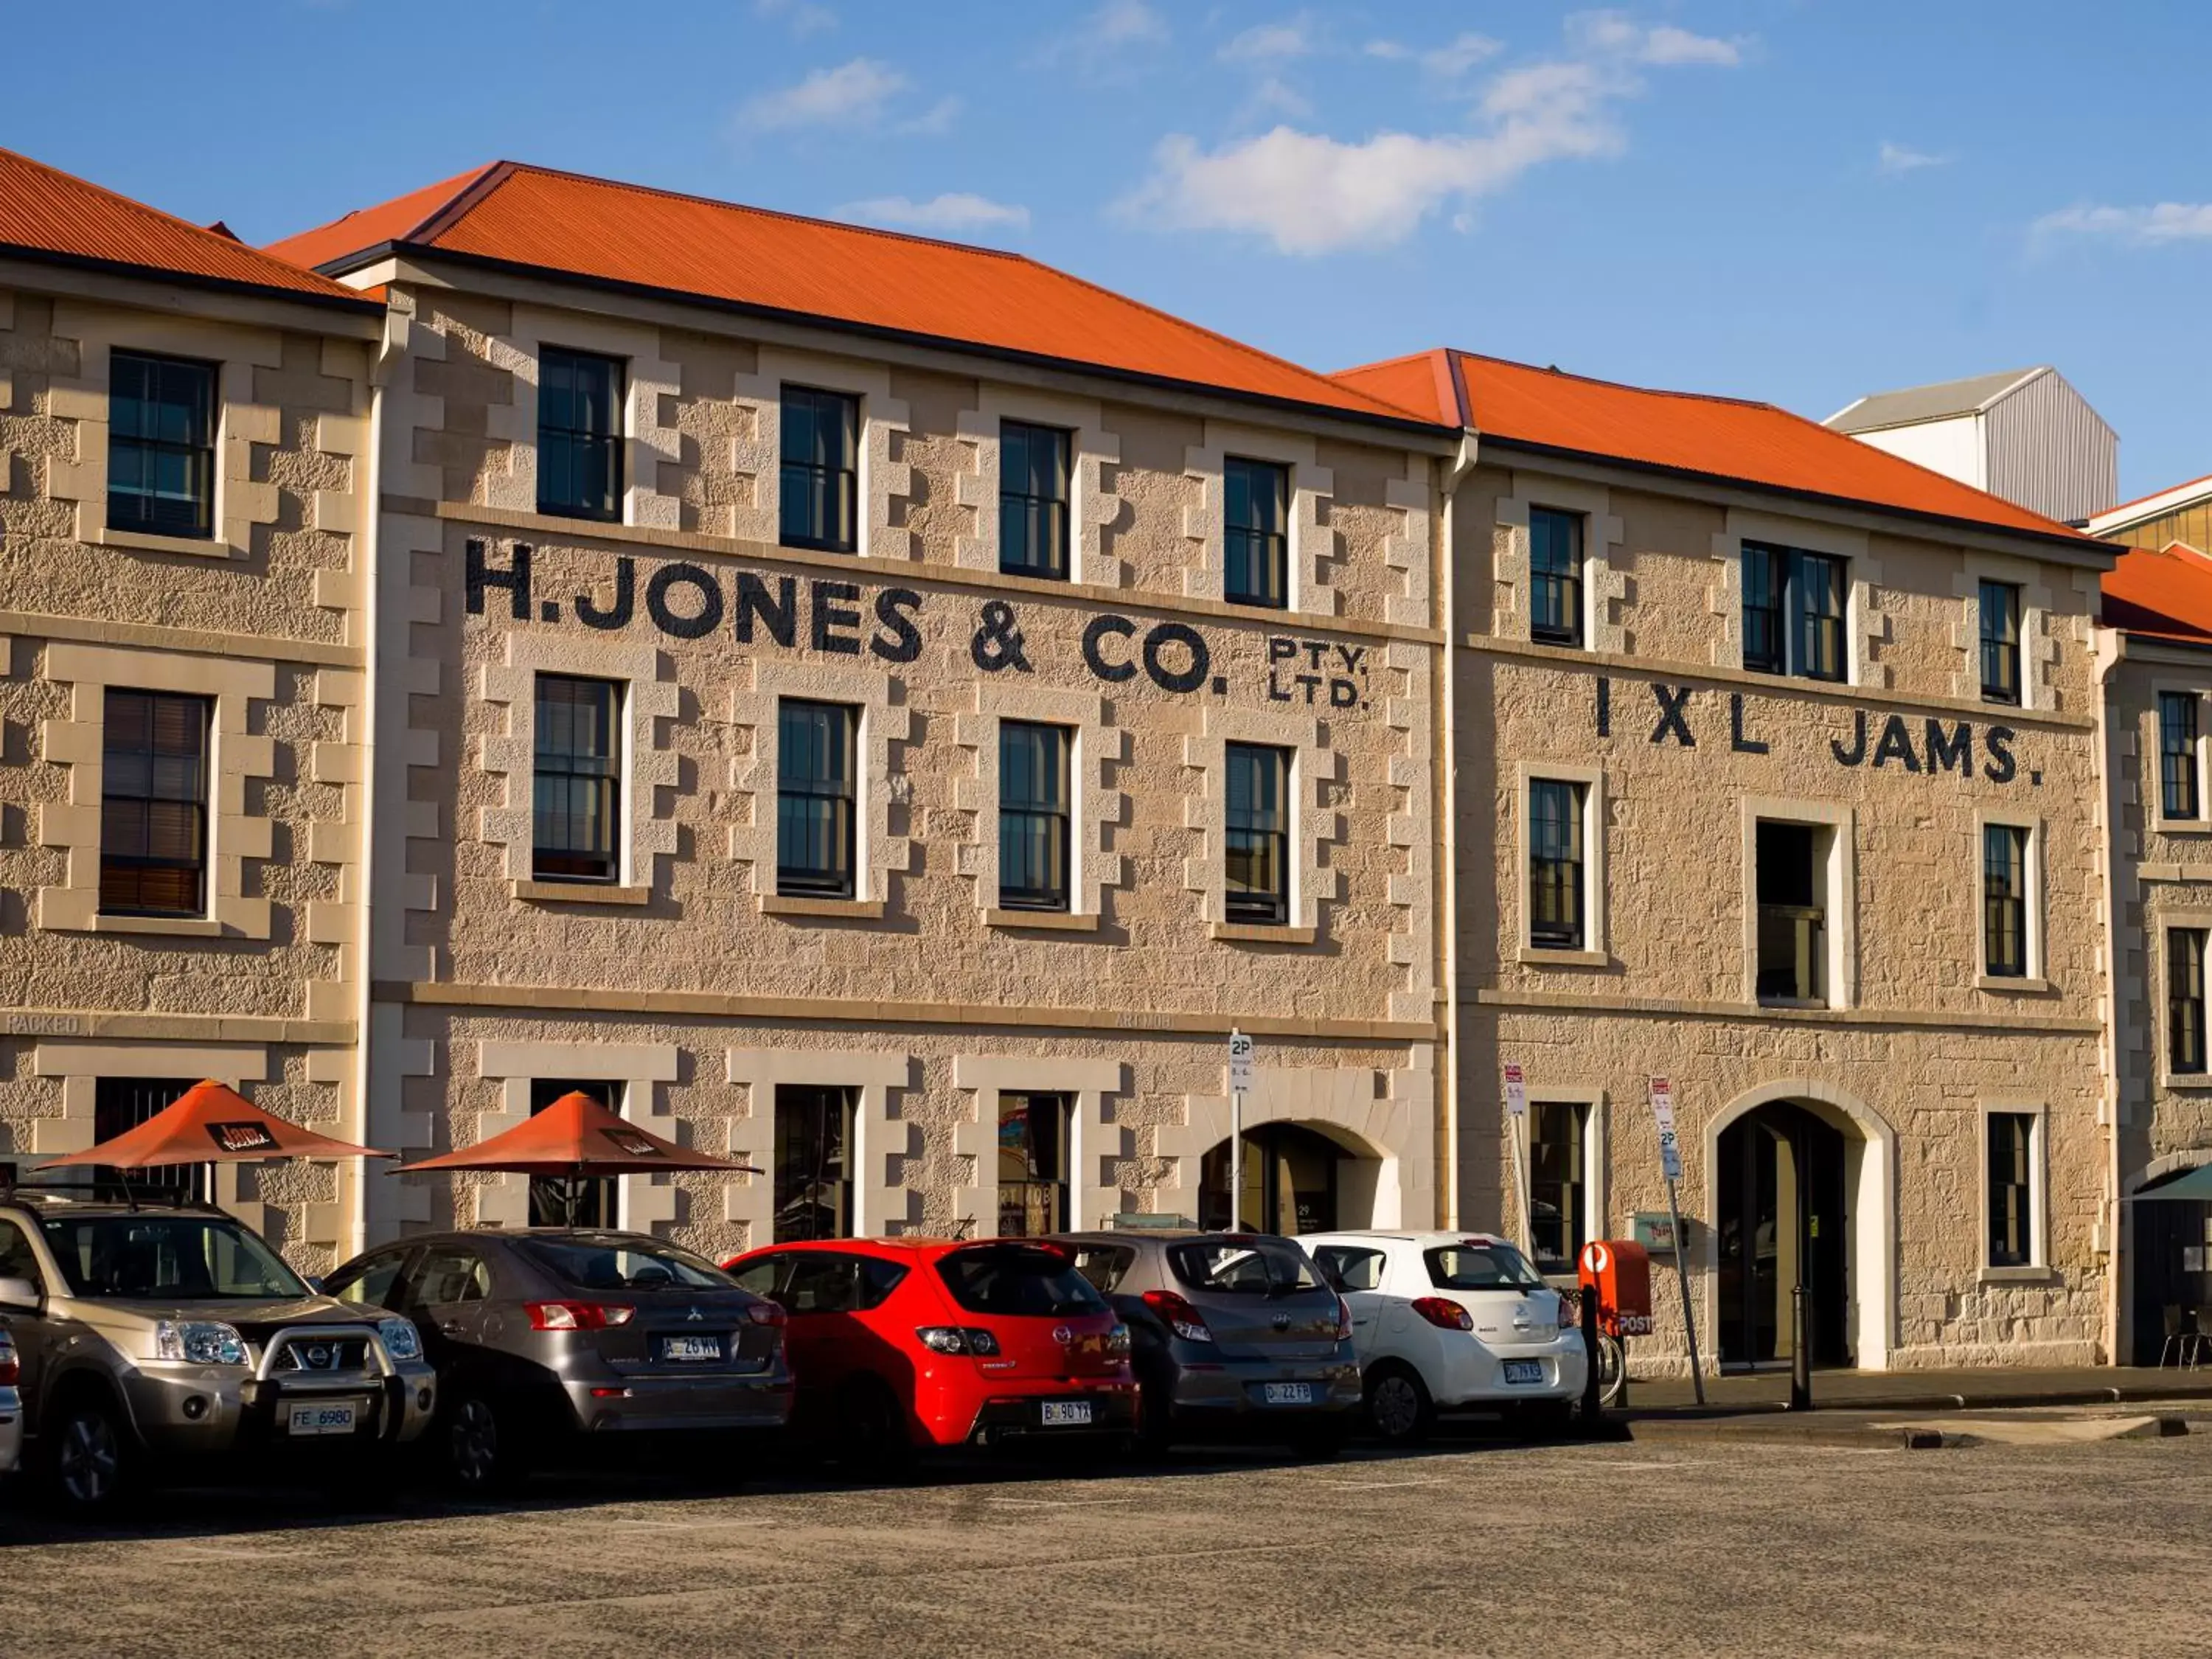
xmin=0 ymin=1179 xmax=226 ymax=1215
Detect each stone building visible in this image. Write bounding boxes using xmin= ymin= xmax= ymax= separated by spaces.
xmin=1337 ymin=348 xmax=2122 ymax=1373
xmin=0 ymin=149 xmax=383 ymax=1267
xmin=253 ymin=162 xmax=1456 ymax=1259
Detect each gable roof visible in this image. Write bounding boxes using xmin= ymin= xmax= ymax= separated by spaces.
xmin=2090 ymin=471 xmax=2212 ymax=538
xmin=2104 ymin=541 xmax=2212 ymax=647
xmin=1332 ymin=347 xmax=2103 ymax=552
xmin=1823 ymin=367 xmax=2049 ymax=434
xmin=0 ymin=147 xmax=377 ymax=310
xmin=264 ymin=161 xmax=1435 ymax=431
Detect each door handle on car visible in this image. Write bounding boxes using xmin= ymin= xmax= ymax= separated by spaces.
xmin=439 ymin=1321 xmax=466 ymax=1336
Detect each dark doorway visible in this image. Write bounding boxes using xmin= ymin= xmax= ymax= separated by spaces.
xmin=2129 ymin=1179 xmax=2212 ymax=1366
xmin=1717 ymin=1102 xmax=1850 ymax=1368
xmin=1200 ymin=1124 xmax=1342 ymax=1234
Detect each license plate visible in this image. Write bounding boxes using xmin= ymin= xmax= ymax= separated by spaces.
xmin=660 ymin=1335 xmax=723 ymax=1363
xmin=1040 ymin=1400 xmax=1093 ymax=1427
xmin=287 ymin=1402 xmax=357 ymax=1436
xmin=1262 ymin=1382 xmax=1315 ymax=1406
xmin=1501 ymin=1360 xmax=1544 ymax=1385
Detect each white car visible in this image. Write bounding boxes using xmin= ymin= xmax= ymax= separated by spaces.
xmin=1303 ymin=1231 xmax=1587 ymax=1444
xmin=0 ymin=1326 xmax=21 ymax=1478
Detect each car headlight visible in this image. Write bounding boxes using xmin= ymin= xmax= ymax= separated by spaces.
xmin=377 ymin=1318 xmax=423 ymax=1363
xmin=154 ymin=1320 xmax=248 ymax=1367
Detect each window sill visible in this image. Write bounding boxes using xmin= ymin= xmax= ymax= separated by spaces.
xmin=1978 ymin=1265 xmax=2058 ymax=1286
xmin=100 ymin=526 xmax=228 ymax=560
xmin=511 ymin=879 xmax=650 ymax=907
xmin=1975 ymin=973 xmax=2052 ymax=995
xmin=1756 ymin=996 xmax=1832 ymax=1012
xmin=2152 ymin=817 xmax=2212 ymax=838
xmin=94 ymin=912 xmax=223 ymax=937
xmin=1210 ymin=922 xmax=1317 ymax=945
xmin=1516 ymin=945 xmax=1609 ymax=968
xmin=987 ymin=908 xmax=1099 ymax=933
xmin=2163 ymin=1072 xmax=2212 ymax=1091
xmin=763 ymin=894 xmax=886 ymax=920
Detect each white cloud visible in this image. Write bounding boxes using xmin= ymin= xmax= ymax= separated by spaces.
xmin=1570 ymin=10 xmax=1743 ymax=66
xmin=900 ymin=95 xmax=962 ymax=135
xmin=1222 ymin=16 xmax=1315 ymax=63
xmin=1641 ymin=23 xmax=1742 ymax=65
xmin=2031 ymin=201 xmax=2212 ymax=246
xmin=1242 ymin=75 xmax=1313 ymax=121
xmin=840 ymin=193 xmax=1032 ymax=234
xmin=1038 ymin=1 xmax=1168 ymax=73
xmin=751 ymin=0 xmax=835 ymax=35
xmin=1877 ymin=141 xmax=1948 ymax=175
xmin=736 ymin=58 xmax=908 ymax=131
xmin=1364 ymin=31 xmax=1503 ymax=80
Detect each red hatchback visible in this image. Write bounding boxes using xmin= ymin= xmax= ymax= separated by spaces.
xmin=723 ymin=1238 xmax=1136 ymax=1461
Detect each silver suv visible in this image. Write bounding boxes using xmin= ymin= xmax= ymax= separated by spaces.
xmin=0 ymin=1189 xmax=437 ymax=1515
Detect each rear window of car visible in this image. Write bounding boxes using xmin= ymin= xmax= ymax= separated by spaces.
xmin=1167 ymin=1241 xmax=1321 ymax=1295
xmin=518 ymin=1237 xmax=732 ymax=1293
xmin=1070 ymin=1245 xmax=1136 ymax=1294
xmin=935 ymin=1246 xmax=1107 ymax=1318
xmin=1423 ymin=1242 xmax=1544 ymax=1292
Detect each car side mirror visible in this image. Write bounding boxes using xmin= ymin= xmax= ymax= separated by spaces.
xmin=0 ymin=1276 xmax=42 ymax=1313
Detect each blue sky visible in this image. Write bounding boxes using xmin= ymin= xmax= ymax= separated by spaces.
xmin=11 ymin=1 xmax=2209 ymax=501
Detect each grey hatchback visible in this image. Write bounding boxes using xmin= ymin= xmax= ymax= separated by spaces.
xmin=324 ymin=1228 xmax=792 ymax=1491
xmin=1056 ymin=1231 xmax=1360 ymax=1455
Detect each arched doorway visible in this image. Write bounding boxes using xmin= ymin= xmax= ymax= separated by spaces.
xmin=1197 ymin=1123 xmax=1365 ymax=1234
xmin=1715 ymin=1101 xmax=1853 ymax=1369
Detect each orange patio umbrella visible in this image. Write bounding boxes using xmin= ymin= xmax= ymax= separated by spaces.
xmin=41 ymin=1078 xmax=392 ymax=1169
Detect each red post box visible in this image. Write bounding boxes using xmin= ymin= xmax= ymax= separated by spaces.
xmin=1578 ymin=1239 xmax=1654 ymax=1337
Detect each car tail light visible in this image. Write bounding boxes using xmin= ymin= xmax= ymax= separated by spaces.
xmin=1332 ymin=1295 xmax=1354 ymax=1341
xmin=1141 ymin=1290 xmax=1214 ymax=1343
xmin=745 ymin=1301 xmax=787 ymax=1327
xmin=526 ymin=1301 xmax=638 ymax=1332
xmin=915 ymin=1326 xmax=1001 ymax=1355
xmin=0 ymin=1341 xmax=15 ymax=1387
xmin=1411 ymin=1296 xmax=1474 ymax=1332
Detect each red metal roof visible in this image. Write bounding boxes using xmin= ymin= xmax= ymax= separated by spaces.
xmin=264 ymin=161 xmax=1429 ymax=427
xmin=0 ymin=147 xmax=375 ymax=307
xmin=1335 ymin=347 xmax=2105 ymax=548
xmin=2105 ymin=542 xmax=2212 ymax=647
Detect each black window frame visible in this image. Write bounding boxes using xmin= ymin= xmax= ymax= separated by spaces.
xmin=1528 ymin=507 xmax=1585 ymax=647
xmin=1527 ymin=1099 xmax=1589 ymax=1274
xmin=998 ymin=720 xmax=1071 ymax=912
xmin=532 ymin=674 xmax=623 ymax=885
xmin=2172 ymin=928 xmax=2208 ymax=1076
xmin=1528 ymin=778 xmax=1587 ymax=950
xmin=1224 ymin=742 xmax=1291 ymax=925
xmin=536 ymin=346 xmax=625 ymax=523
xmin=1224 ymin=456 xmax=1290 ymax=610
xmin=1986 ymin=1110 xmax=2035 ymax=1269
xmin=1742 ymin=542 xmax=1846 ymax=684
xmin=779 ymin=385 xmax=860 ymax=554
xmin=773 ymin=1084 xmax=855 ymax=1244
xmin=995 ymin=1092 xmax=1071 ymax=1237
xmin=776 ymin=699 xmax=858 ymax=899
xmin=1754 ymin=819 xmax=1826 ymax=1004
xmin=100 ymin=688 xmax=212 ymax=918
xmin=999 ymin=420 xmax=1071 ymax=580
xmin=526 ymin=1079 xmax=621 ymax=1228
xmin=1979 ymin=580 xmax=2023 ymax=706
xmin=2162 ymin=692 xmax=2201 ymax=821
xmin=107 ymin=349 xmax=216 ymax=539
xmin=1982 ymin=823 xmax=2031 ymax=980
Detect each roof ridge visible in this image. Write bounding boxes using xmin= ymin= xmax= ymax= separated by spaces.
xmin=2097 ymin=470 xmax=2212 ymax=522
xmin=1447 ymin=347 xmax=1787 ymax=414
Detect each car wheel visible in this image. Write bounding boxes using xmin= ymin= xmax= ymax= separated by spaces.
xmin=838 ymin=1382 xmax=914 ymax=1480
xmin=446 ymin=1394 xmax=526 ymax=1494
xmin=48 ymin=1394 xmax=136 ymax=1519
xmin=1364 ymin=1363 xmax=1435 ymax=1446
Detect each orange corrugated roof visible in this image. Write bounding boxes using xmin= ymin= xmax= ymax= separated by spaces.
xmin=1334 ymin=347 xmax=2104 ymax=548
xmin=264 ymin=161 xmax=1431 ymax=428
xmin=2105 ymin=541 xmax=2212 ymax=646
xmin=0 ymin=147 xmax=375 ymax=308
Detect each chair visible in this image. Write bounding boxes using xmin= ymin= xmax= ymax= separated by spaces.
xmin=2159 ymin=1305 xmax=2206 ymax=1369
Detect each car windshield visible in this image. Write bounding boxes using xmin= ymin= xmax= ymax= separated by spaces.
xmin=1168 ymin=1240 xmax=1322 ymax=1295
xmin=1424 ymin=1242 xmax=1545 ymax=1292
xmin=519 ymin=1237 xmax=733 ymax=1293
xmin=936 ymin=1245 xmax=1107 ymax=1318
xmin=39 ymin=1215 xmax=307 ymax=1301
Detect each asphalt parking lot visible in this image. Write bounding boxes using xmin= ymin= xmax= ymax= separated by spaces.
xmin=1 ymin=1417 xmax=2205 ymax=1658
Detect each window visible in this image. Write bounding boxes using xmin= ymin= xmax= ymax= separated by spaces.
xmin=1755 ymin=820 xmax=1826 ymax=1003
xmin=1528 ymin=1101 xmax=1589 ymax=1273
xmin=934 ymin=1245 xmax=1107 ymax=1316
xmin=327 ymin=1250 xmax=408 ymax=1312
xmin=1528 ymin=507 xmax=1585 ymax=647
xmin=1986 ymin=1111 xmax=2036 ymax=1268
xmin=773 ymin=1085 xmax=855 ymax=1242
xmin=1980 ymin=581 xmax=2023 ymax=705
xmin=1742 ymin=543 xmax=1846 ymax=682
xmin=527 ymin=1079 xmax=619 ymax=1228
xmin=532 ymin=675 xmax=622 ymax=883
xmin=2162 ymin=692 xmax=2201 ymax=821
xmin=1528 ymin=779 xmax=1587 ymax=950
xmin=537 ymin=347 xmax=624 ymax=521
xmin=91 ymin=1078 xmax=207 ymax=1203
xmin=1224 ymin=456 xmax=1289 ymax=608
xmin=1225 ymin=742 xmax=1290 ymax=925
xmin=2171 ymin=929 xmax=2208 ymax=1075
xmin=0 ymin=1220 xmax=41 ymax=1288
xmin=408 ymin=1246 xmax=492 ymax=1307
xmin=108 ymin=350 xmax=215 ymax=538
xmin=996 ymin=1093 xmax=1069 ymax=1237
xmin=780 ymin=386 xmax=859 ymax=552
xmin=1312 ymin=1245 xmax=1386 ymax=1293
xmin=776 ymin=700 xmax=858 ymax=898
xmin=1000 ymin=421 xmax=1071 ymax=580
xmin=100 ymin=690 xmax=211 ymax=917
xmin=998 ymin=721 xmax=1071 ymax=911
xmin=1983 ymin=824 xmax=2031 ymax=979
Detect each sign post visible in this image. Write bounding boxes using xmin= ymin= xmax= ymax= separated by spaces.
xmin=1503 ymin=1062 xmax=1531 ymax=1256
xmin=1228 ymin=1030 xmax=1254 ymax=1233
xmin=1649 ymin=1077 xmax=1705 ymax=1405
